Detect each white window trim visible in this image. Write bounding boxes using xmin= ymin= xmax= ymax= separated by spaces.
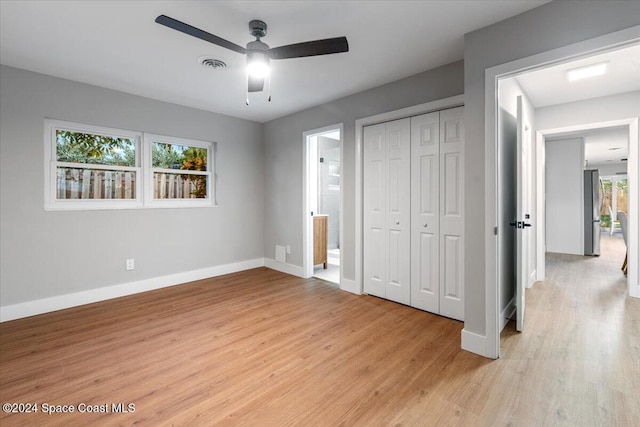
xmin=44 ymin=120 xmax=216 ymax=211
xmin=143 ymin=133 xmax=216 ymax=208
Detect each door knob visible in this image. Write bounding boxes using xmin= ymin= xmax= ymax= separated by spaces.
xmin=423 ymin=223 xmax=428 ymax=228
xmin=396 ymin=221 xmax=400 ymax=225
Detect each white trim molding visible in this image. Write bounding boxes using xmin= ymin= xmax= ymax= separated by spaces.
xmin=1 ymin=258 xmax=265 ymax=322
xmin=499 ymin=296 xmax=517 ymax=332
xmin=461 ymin=329 xmax=487 ymax=357
xmin=339 ymin=278 xmax=359 ymax=295
xmin=264 ymin=258 xmax=306 ymax=278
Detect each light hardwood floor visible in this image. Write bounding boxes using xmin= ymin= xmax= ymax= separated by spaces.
xmin=1 ymin=234 xmax=638 ymax=426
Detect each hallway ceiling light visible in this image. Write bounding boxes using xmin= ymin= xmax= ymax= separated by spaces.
xmin=566 ymin=62 xmax=608 ymax=82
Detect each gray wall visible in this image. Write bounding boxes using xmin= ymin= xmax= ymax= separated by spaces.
xmin=263 ymin=61 xmax=464 ymax=280
xmin=537 ymin=91 xmax=640 ymax=133
xmin=463 ymin=0 xmax=640 ymax=338
xmin=0 ymin=65 xmax=264 ymax=306
xmin=545 ymin=138 xmax=585 ymax=255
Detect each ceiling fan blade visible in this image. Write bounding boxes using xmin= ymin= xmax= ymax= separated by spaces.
xmin=248 ymin=75 xmax=265 ymax=93
xmin=155 ymin=15 xmax=246 ymax=54
xmin=268 ymin=37 xmax=348 ymax=59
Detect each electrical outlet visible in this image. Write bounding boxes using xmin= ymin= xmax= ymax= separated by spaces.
xmin=126 ymin=259 xmax=135 ymax=271
xmin=286 ymin=245 xmax=291 ymax=254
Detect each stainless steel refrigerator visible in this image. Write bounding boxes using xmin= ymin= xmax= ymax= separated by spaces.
xmin=584 ymin=169 xmax=601 ymax=256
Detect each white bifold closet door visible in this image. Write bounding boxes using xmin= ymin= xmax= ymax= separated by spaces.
xmin=410 ymin=111 xmax=441 ymax=313
xmin=363 ymin=118 xmax=411 ymax=305
xmin=411 ymin=107 xmax=465 ymax=320
xmin=364 ymin=107 xmax=464 ymax=321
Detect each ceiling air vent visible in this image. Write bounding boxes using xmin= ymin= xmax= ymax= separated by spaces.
xmin=198 ymin=57 xmax=227 ymax=70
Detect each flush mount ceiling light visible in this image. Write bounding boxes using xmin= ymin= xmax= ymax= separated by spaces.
xmin=155 ymin=15 xmax=349 ymax=105
xmin=566 ymin=62 xmax=608 ymax=82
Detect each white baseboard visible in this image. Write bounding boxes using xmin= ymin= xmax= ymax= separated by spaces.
xmin=0 ymin=258 xmax=265 ymax=322
xmin=340 ymin=278 xmax=360 ymax=295
xmin=461 ymin=329 xmax=494 ymax=358
xmin=264 ymin=258 xmax=305 ymax=278
xmin=499 ymin=296 xmax=516 ymax=332
xmin=528 ymin=269 xmax=536 ymax=288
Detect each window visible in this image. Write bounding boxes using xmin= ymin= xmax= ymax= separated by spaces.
xmin=144 ymin=133 xmax=214 ymax=208
xmin=45 ymin=120 xmax=215 ymax=210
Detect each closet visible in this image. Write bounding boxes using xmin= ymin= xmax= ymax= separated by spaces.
xmin=363 ymin=106 xmax=464 ymax=321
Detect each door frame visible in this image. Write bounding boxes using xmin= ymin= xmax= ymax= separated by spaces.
xmin=485 ymin=25 xmax=640 ymax=359
xmin=303 ymin=123 xmax=344 ymax=281
xmin=536 ymin=119 xmax=636 ymax=281
xmin=354 ymin=94 xmax=464 ymax=294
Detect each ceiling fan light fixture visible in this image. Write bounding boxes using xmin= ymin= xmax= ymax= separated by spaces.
xmin=247 ymin=50 xmax=270 ymax=78
xmin=155 ymin=15 xmax=348 ymax=97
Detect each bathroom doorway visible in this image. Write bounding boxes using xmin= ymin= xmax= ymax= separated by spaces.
xmin=303 ymin=124 xmax=343 ymax=285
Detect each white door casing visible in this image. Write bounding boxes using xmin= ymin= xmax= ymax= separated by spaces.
xmin=516 ymin=96 xmax=527 ymax=332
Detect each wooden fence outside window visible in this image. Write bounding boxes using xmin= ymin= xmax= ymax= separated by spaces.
xmin=56 ymin=168 xmax=205 ymax=200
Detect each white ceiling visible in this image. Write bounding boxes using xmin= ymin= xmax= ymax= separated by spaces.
xmin=514 ymin=43 xmax=640 ymax=172
xmin=546 ymin=126 xmax=629 ymax=166
xmin=0 ymin=0 xmax=548 ymax=123
xmin=515 ymin=43 xmax=640 ymax=108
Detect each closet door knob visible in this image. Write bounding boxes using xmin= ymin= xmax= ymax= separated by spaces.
xmin=396 ymin=221 xmax=400 ymax=225
xmin=423 ymin=223 xmax=428 ymax=228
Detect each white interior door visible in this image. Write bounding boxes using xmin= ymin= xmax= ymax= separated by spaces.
xmin=363 ymin=119 xmax=411 ymax=305
xmin=516 ymin=96 xmax=527 ymax=332
xmin=439 ymin=107 xmax=465 ymax=321
xmin=384 ymin=119 xmax=411 ymax=305
xmin=363 ymin=123 xmax=387 ymax=299
xmin=410 ymin=112 xmax=440 ymax=312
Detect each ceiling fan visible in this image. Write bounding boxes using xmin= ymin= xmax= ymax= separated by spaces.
xmin=155 ymin=15 xmax=349 ymax=103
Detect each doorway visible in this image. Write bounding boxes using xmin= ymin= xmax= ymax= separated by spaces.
xmin=303 ymin=125 xmax=343 ymax=285
xmin=486 ymin=28 xmax=640 ymax=359
xmin=499 ymin=70 xmax=637 ymax=334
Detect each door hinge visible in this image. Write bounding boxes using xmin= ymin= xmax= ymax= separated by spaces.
xmin=494 ymin=226 xmax=498 ymax=236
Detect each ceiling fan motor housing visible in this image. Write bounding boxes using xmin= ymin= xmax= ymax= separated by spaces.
xmin=249 ymin=20 xmax=267 ymax=38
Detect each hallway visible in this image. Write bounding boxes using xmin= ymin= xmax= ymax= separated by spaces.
xmin=491 ymin=232 xmax=639 ymax=425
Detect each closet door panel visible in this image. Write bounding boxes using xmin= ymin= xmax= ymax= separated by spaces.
xmin=443 ymin=234 xmax=462 ymax=302
xmin=439 ymin=107 xmax=465 ymax=321
xmin=385 ymin=118 xmax=411 ymax=305
xmin=411 ymin=112 xmax=440 ymax=312
xmin=363 ymin=124 xmax=387 ymax=298
xmin=443 ymin=152 xmax=462 ymax=218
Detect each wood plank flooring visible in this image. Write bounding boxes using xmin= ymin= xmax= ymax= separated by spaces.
xmin=1 ymin=234 xmax=638 ymax=426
